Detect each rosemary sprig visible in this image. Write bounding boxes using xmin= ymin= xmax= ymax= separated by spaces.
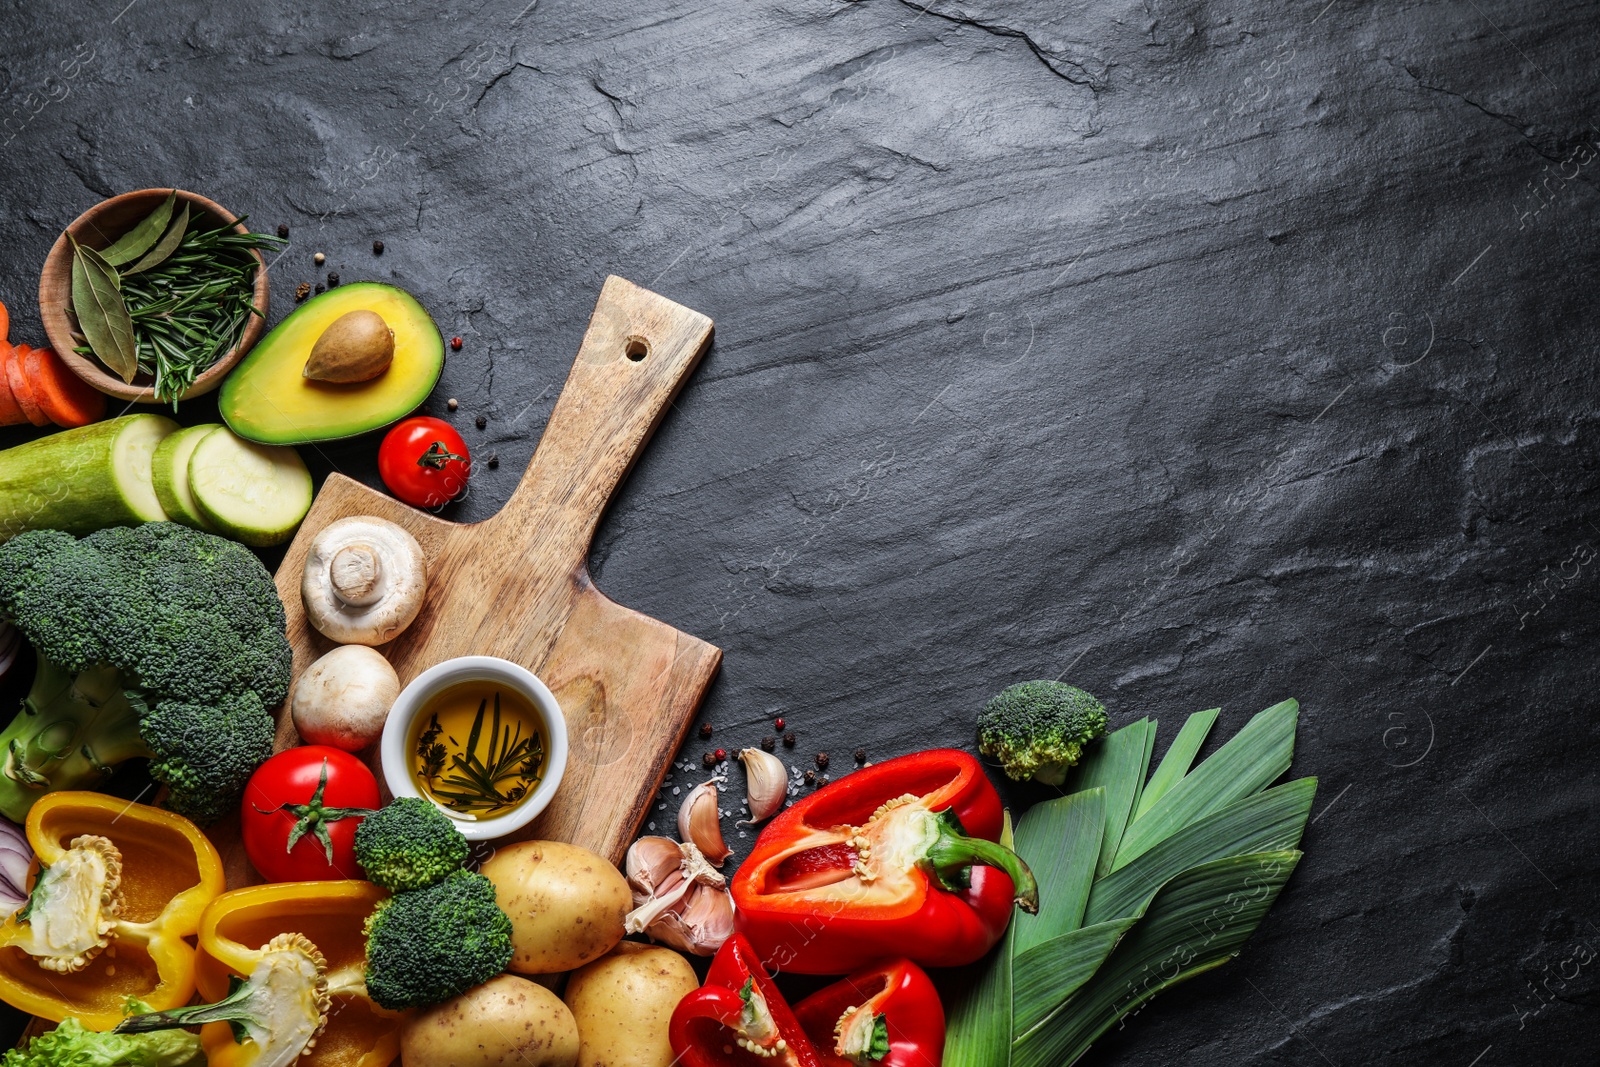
xmin=69 ymin=204 xmax=284 ymax=405
xmin=417 ymin=694 xmax=543 ymax=814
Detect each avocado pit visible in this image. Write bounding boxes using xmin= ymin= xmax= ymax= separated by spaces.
xmin=303 ymin=309 xmax=395 ymax=383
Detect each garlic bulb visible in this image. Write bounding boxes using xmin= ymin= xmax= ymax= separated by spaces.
xmin=737 ymin=748 xmax=787 ymax=825
xmin=678 ymin=780 xmax=731 ymax=865
xmin=624 ymin=836 xmax=735 ymax=956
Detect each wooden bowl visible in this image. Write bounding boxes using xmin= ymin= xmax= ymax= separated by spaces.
xmin=38 ymin=188 xmax=270 ymax=404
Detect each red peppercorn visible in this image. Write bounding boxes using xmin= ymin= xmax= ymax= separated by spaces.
xmin=774 ymin=717 xmax=786 ymax=730
xmin=450 ymin=336 xmax=463 ymax=350
xmin=713 ymin=748 xmax=727 ymax=762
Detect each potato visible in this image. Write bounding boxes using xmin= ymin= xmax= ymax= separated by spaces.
xmin=480 ymin=839 xmax=632 ymax=973
xmin=401 ymin=974 xmax=579 ymax=1067
xmin=565 ymin=942 xmax=699 ymax=1067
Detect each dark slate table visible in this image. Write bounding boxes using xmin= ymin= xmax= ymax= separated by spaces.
xmin=1 ymin=0 xmax=1596 ymax=1061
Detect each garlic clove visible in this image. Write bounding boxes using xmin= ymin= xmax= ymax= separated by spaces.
xmin=624 ymin=835 xmax=686 ymax=893
xmin=683 ymin=880 xmax=735 ymax=936
xmin=737 ymin=748 xmax=788 ymax=825
xmin=647 ymin=880 xmax=736 ymax=956
xmin=624 ymin=836 xmax=732 ymax=949
xmin=678 ymin=781 xmax=731 ymax=865
xmin=673 ymin=882 xmax=736 ymax=955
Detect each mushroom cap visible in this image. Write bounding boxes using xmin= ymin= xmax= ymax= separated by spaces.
xmin=292 ymin=644 xmax=400 ymax=751
xmin=301 ymin=516 xmax=427 ymax=646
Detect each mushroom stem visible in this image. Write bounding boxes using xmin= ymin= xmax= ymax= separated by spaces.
xmin=330 ymin=544 xmax=384 ymax=606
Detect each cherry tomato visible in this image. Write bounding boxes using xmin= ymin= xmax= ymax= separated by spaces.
xmin=379 ymin=416 xmax=471 ymax=508
xmin=241 ymin=746 xmax=380 ymax=882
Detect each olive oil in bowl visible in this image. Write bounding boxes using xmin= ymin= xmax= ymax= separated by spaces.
xmin=408 ymin=680 xmax=546 ymax=818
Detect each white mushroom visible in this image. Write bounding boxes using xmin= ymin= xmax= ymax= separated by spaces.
xmin=291 ymin=645 xmax=400 ymax=751
xmin=301 ymin=516 xmax=426 ymax=646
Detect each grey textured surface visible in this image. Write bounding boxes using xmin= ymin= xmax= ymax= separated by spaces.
xmin=0 ymin=0 xmax=1597 ymax=1061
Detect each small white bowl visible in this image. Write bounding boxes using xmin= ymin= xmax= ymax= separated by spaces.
xmin=380 ymin=655 xmax=568 ymax=842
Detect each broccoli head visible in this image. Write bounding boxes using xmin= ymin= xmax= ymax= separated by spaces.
xmin=353 ymin=797 xmax=470 ymax=891
xmin=363 ymin=869 xmax=513 ymax=1010
xmin=977 ymin=680 xmax=1108 ymax=785
xmin=0 ymin=523 xmax=290 ymax=824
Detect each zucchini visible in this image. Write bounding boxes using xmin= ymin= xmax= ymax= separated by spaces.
xmin=189 ymin=428 xmax=312 ymax=547
xmin=0 ymin=415 xmax=178 ymax=540
xmin=151 ymin=423 xmax=221 ymax=531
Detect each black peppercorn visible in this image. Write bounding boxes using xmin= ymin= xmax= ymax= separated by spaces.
xmin=475 ymin=415 xmax=487 ymax=430
xmin=327 ymin=272 xmax=340 ymax=287
xmin=702 ymin=752 xmax=716 ymax=768
xmin=783 ymin=731 xmax=796 ymax=748
xmin=699 ymin=723 xmax=713 ymax=740
xmin=760 ymin=735 xmax=775 ymax=752
xmin=314 ymin=283 xmax=325 ymax=295
xmin=373 ymin=239 xmax=385 ymax=254
xmin=277 ymin=223 xmax=289 ymax=238
xmin=804 ymin=770 xmax=816 ymax=784
xmin=854 ymin=748 xmax=866 ymax=763
xmin=819 ymin=775 xmax=829 ymax=786
xmin=486 ymin=454 xmax=499 ymax=470
xmin=815 ymin=752 xmax=829 ymax=770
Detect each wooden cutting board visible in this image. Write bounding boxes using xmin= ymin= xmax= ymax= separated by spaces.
xmin=216 ymin=275 xmax=721 ymax=886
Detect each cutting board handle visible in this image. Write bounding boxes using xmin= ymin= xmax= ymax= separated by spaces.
xmin=492 ymin=275 xmax=713 ymax=563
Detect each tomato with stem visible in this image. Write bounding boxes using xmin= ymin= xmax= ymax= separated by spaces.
xmin=240 ymin=746 xmax=379 ymax=882
xmin=379 ymin=416 xmax=471 ymax=508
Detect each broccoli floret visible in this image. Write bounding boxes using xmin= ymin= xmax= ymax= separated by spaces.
xmin=353 ymin=797 xmax=470 ymax=891
xmin=977 ymin=681 xmax=1109 ymax=785
xmin=363 ymin=869 xmax=513 ymax=1010
xmin=0 ymin=523 xmax=291 ymax=824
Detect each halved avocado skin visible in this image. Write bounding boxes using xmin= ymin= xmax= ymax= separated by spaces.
xmin=220 ymin=282 xmax=444 ymax=445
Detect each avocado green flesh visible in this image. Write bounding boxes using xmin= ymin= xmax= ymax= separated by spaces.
xmin=220 ymin=282 xmax=444 ymax=445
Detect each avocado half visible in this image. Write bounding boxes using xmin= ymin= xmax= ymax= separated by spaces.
xmin=220 ymin=282 xmax=445 ymax=445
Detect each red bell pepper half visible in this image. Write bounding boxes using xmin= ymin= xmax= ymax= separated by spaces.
xmin=731 ymin=748 xmax=1037 ymax=973
xmin=794 ymin=958 xmax=945 ymax=1067
xmin=670 ymin=933 xmax=823 ymax=1066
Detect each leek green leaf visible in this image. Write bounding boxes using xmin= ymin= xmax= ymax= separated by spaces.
xmin=1011 ymin=850 xmax=1302 ymax=1067
xmin=1112 ymin=700 xmax=1297 ymax=870
xmin=1070 ymin=718 xmax=1154 ymax=878
xmin=1012 ymin=916 xmax=1138 ymax=1035
xmin=1012 ymin=787 xmax=1104 ymax=951
xmin=1085 ymin=777 xmax=1315 ymax=925
xmin=1132 ymin=707 xmax=1219 ymax=820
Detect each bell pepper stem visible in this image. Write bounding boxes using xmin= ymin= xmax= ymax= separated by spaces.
xmin=114 ymin=974 xmax=254 ymax=1033
xmin=920 ymin=808 xmax=1039 ymax=913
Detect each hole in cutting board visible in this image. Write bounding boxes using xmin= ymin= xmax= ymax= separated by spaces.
xmin=624 ymin=336 xmax=650 ymax=361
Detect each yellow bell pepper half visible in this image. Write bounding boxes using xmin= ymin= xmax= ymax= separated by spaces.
xmin=0 ymin=790 xmax=225 ymax=1030
xmin=195 ymin=880 xmax=401 ymax=1067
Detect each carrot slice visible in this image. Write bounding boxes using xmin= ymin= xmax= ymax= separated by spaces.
xmin=0 ymin=300 xmax=9 ymax=344
xmin=6 ymin=345 xmax=48 ymax=427
xmin=0 ymin=345 xmax=26 ymax=427
xmin=28 ymin=346 xmax=105 ymax=427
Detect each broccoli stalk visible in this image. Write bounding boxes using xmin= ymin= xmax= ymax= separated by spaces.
xmin=0 ymin=659 xmax=148 ymax=803
xmin=977 ymin=681 xmax=1109 ymax=785
xmin=0 ymin=524 xmax=290 ymax=824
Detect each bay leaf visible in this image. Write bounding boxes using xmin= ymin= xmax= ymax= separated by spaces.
xmin=69 ymin=237 xmax=138 ymax=382
xmin=98 ymin=190 xmax=176 ymax=266
xmin=124 ymin=203 xmax=189 ymax=275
